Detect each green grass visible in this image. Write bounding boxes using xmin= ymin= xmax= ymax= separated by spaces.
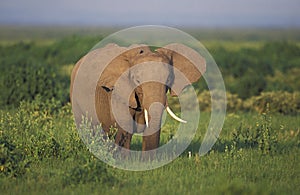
xmin=2 ymin=150 xmax=299 ymax=194
xmin=1 ymin=100 xmax=299 ymax=194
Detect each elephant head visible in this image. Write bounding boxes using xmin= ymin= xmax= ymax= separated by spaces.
xmin=93 ymin=43 xmax=206 ymax=151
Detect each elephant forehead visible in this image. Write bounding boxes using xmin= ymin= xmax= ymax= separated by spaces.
xmin=124 ymin=45 xmax=152 ymax=58
xmin=131 ymin=62 xmax=171 ymax=82
xmin=133 ymin=53 xmax=169 ymax=64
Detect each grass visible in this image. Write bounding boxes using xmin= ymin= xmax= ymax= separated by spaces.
xmin=1 ymin=101 xmax=299 ymax=194
xmin=2 ymin=150 xmax=299 ymax=194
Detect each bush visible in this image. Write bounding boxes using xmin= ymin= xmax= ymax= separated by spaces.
xmin=231 ymin=71 xmax=267 ymax=99
xmin=212 ymin=42 xmax=300 ymax=96
xmin=0 ymin=96 xmax=64 ymax=162
xmin=245 ymin=91 xmax=300 ymax=115
xmin=0 ymin=137 xmax=30 ymax=177
xmin=78 ymin=116 xmax=117 ymax=164
xmin=261 ymin=42 xmax=300 ymax=73
xmin=0 ymin=63 xmax=68 ymax=108
xmin=226 ymin=107 xmax=278 ymax=156
xmin=198 ymin=90 xmax=243 ymax=112
xmin=43 ymin=35 xmax=99 ymax=65
xmin=0 ymin=97 xmax=80 ymax=177
xmin=0 ymin=36 xmax=99 ymax=108
xmin=266 ymin=68 xmax=300 ymax=92
xmin=0 ymin=96 xmax=116 ymax=184
xmin=197 ymin=90 xmax=299 ymax=115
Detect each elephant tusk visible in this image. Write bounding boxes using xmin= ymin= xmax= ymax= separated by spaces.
xmin=166 ymin=106 xmax=187 ymax=123
xmin=144 ymin=109 xmax=149 ymax=128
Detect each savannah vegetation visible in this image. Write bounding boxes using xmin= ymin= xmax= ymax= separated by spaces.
xmin=0 ymin=27 xmax=299 ymax=194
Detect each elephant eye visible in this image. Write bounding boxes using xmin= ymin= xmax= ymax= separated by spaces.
xmin=139 ymin=50 xmax=144 ymax=54
xmin=130 ymin=73 xmax=141 ymax=85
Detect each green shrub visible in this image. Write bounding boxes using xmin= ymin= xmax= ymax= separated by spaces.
xmin=43 ymin=35 xmax=99 ymax=65
xmin=266 ymin=68 xmax=300 ymax=92
xmin=0 ymin=36 xmax=99 ymax=108
xmin=231 ymin=71 xmax=267 ymax=99
xmin=78 ymin=116 xmax=117 ymax=164
xmin=0 ymin=97 xmax=79 ymax=177
xmin=0 ymin=63 xmax=68 ymax=108
xmin=255 ymin=108 xmax=278 ymax=155
xmin=198 ymin=90 xmax=243 ymax=112
xmin=245 ymin=91 xmax=300 ymax=115
xmin=0 ymin=97 xmax=118 ymax=187
xmin=0 ymin=96 xmax=64 ymax=161
xmin=229 ymin=107 xmax=278 ymax=155
xmin=0 ymin=136 xmax=30 ymax=177
xmin=261 ymin=42 xmax=300 ymax=73
xmin=212 ymin=41 xmax=300 ymax=96
xmin=177 ymin=90 xmax=299 ymax=114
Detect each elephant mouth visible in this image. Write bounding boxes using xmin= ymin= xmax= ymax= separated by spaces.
xmin=132 ymin=92 xmax=142 ymax=112
xmin=130 ymin=92 xmax=187 ymax=127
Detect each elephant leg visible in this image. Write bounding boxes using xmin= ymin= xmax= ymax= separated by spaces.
xmin=115 ymin=128 xmax=133 ymax=149
xmin=114 ymin=128 xmax=132 ymax=158
xmin=142 ymin=129 xmax=160 ymax=159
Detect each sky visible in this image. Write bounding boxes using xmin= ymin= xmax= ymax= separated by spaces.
xmin=0 ymin=0 xmax=299 ymax=27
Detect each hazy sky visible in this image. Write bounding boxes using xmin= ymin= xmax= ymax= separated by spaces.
xmin=0 ymin=0 xmax=299 ymax=27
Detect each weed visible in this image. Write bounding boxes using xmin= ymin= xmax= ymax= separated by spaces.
xmin=227 ymin=104 xmax=278 ymax=156
xmin=255 ymin=104 xmax=278 ymax=155
xmin=78 ymin=116 xmax=117 ymax=164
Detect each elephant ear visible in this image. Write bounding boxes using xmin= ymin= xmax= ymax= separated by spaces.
xmin=71 ymin=43 xmax=126 ymax=126
xmin=97 ymin=44 xmax=151 ymax=108
xmin=98 ymin=44 xmax=151 ymax=89
xmin=156 ymin=43 xmax=206 ymax=96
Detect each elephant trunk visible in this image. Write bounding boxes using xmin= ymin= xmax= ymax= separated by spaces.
xmin=143 ymin=99 xmax=166 ymax=131
xmin=140 ymin=82 xmax=187 ymax=151
xmin=142 ymin=83 xmax=166 ymax=131
xmin=141 ymin=83 xmax=187 ymax=129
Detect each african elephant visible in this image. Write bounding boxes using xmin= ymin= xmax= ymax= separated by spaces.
xmin=70 ymin=43 xmax=206 ymax=154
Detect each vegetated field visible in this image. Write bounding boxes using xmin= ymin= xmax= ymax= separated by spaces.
xmin=0 ymin=26 xmax=299 ymax=194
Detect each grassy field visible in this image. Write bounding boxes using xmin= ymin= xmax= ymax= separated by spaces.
xmin=0 ymin=26 xmax=299 ymax=194
xmin=1 ymin=103 xmax=299 ymax=194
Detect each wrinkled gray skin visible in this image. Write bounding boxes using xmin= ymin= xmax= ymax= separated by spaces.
xmin=70 ymin=43 xmax=206 ymax=158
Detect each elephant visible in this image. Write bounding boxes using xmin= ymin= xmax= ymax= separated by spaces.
xmin=70 ymin=43 xmax=206 ymax=156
